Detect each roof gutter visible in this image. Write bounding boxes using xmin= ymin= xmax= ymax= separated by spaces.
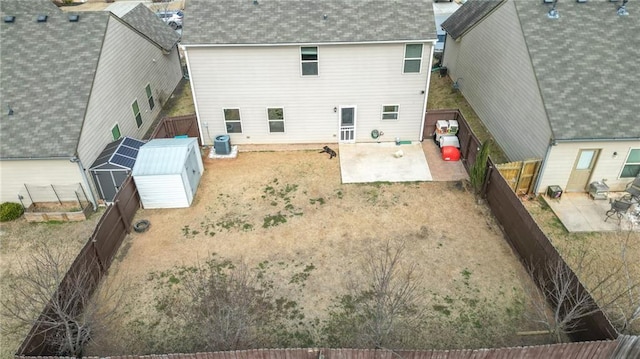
xmin=553 ymin=137 xmax=640 ymax=144
xmin=0 ymin=155 xmax=75 ymax=161
xmin=181 ymin=39 xmax=437 ymax=48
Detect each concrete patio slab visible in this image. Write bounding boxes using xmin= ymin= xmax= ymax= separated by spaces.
xmin=421 ymin=140 xmax=468 ymax=182
xmin=544 ymin=193 xmax=640 ymax=232
xmin=338 ymin=142 xmax=432 ymax=183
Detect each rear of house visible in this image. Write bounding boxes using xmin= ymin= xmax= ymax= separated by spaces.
xmin=441 ymin=0 xmax=640 ymax=193
xmin=181 ymin=0 xmax=436 ymax=146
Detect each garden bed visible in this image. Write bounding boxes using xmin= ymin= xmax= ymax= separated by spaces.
xmin=23 ymin=201 xmax=93 ymax=222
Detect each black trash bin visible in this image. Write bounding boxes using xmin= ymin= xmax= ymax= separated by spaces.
xmin=439 ymin=66 xmax=448 ymax=77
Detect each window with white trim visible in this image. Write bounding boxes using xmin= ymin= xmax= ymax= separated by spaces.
xmin=301 ymin=46 xmax=318 ymax=76
xmin=382 ymin=105 xmax=399 ymax=120
xmin=132 ymin=100 xmax=142 ymax=128
xmin=267 ymin=108 xmax=285 ymax=133
xmin=223 ymin=108 xmax=242 ymax=133
xmin=621 ymin=149 xmax=640 ymax=178
xmin=403 ymin=44 xmax=423 ymax=73
xmin=146 ymin=84 xmax=155 ymax=110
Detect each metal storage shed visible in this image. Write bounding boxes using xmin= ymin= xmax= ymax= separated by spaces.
xmin=132 ymin=137 xmax=204 ymax=209
xmin=89 ymin=137 xmax=145 ymax=203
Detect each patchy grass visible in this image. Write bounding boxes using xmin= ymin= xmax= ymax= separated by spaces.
xmin=523 ymin=196 xmax=640 ymax=334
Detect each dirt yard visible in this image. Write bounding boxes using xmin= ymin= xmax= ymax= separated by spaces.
xmin=88 ymin=147 xmax=544 ymax=354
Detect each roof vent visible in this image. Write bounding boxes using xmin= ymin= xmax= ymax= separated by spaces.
xmin=253 ymin=0 xmax=258 ymax=5
xmin=4 ymin=15 xmax=15 ymax=23
xmin=36 ymin=15 xmax=47 ymax=22
xmin=576 ymin=0 xmax=587 ymax=3
xmin=68 ymin=14 xmax=79 ymax=22
xmin=547 ymin=0 xmax=559 ymax=19
xmin=323 ymin=14 xmax=328 ymax=20
xmin=617 ymin=0 xmax=629 ymax=16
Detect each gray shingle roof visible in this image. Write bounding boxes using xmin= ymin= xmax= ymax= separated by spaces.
xmin=515 ymin=0 xmax=640 ymax=141
xmin=441 ymin=0 xmax=504 ymax=40
xmin=120 ymin=3 xmax=180 ymax=52
xmin=0 ymin=0 xmax=109 ymax=159
xmin=443 ymin=0 xmax=640 ymax=141
xmin=181 ymin=0 xmax=435 ymax=45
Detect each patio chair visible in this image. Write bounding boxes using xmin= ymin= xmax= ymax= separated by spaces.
xmin=622 ymin=176 xmax=640 ymax=204
xmin=605 ymin=198 xmax=633 ymax=224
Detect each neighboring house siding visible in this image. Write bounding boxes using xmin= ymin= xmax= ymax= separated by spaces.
xmin=442 ymin=33 xmax=459 ymax=74
xmin=444 ymin=1 xmax=551 ymax=161
xmin=0 ymin=160 xmax=81 ymax=203
xmin=77 ymin=17 xmax=182 ymax=196
xmin=538 ymin=141 xmax=640 ymax=193
xmin=187 ymin=43 xmax=430 ymax=145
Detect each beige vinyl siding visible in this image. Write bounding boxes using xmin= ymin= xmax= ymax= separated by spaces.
xmin=186 ymin=43 xmax=430 ymax=145
xmin=77 ymin=17 xmax=182 ymax=178
xmin=0 ymin=160 xmax=82 ymax=203
xmin=538 ymin=141 xmax=640 ymax=193
xmin=443 ymin=1 xmax=551 ymax=161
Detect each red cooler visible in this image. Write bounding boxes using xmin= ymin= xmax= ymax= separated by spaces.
xmin=441 ymin=146 xmax=460 ymax=161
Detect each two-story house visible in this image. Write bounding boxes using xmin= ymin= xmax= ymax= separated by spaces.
xmin=0 ymin=0 xmax=183 ymax=206
xmin=181 ymin=0 xmax=436 ymax=146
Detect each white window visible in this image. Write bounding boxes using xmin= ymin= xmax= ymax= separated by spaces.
xmin=146 ymin=84 xmax=155 ymax=110
xmin=301 ymin=46 xmax=318 ymax=76
xmin=223 ymin=108 xmax=242 ymax=133
xmin=382 ymin=105 xmax=399 ymax=120
xmin=267 ymin=108 xmax=285 ymax=133
xmin=621 ymin=149 xmax=640 ymax=178
xmin=403 ymin=44 xmax=423 ymax=73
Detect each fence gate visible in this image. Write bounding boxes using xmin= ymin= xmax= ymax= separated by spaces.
xmin=496 ymin=160 xmax=541 ymax=195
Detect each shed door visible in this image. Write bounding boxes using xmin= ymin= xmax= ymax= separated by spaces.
xmin=566 ymin=149 xmax=600 ymax=192
xmin=185 ymin=148 xmax=201 ymax=196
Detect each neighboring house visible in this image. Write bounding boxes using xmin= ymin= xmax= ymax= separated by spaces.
xmin=441 ymin=0 xmax=640 ymax=193
xmin=180 ymin=0 xmax=436 ymax=146
xmin=0 ymin=0 xmax=183 ymax=206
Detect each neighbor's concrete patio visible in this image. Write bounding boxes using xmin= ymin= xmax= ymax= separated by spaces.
xmin=544 ymin=192 xmax=640 ymax=232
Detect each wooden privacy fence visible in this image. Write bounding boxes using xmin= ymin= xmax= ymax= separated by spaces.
xmin=427 ymin=109 xmax=616 ymax=341
xmin=149 ymin=113 xmax=201 ymax=145
xmin=495 ymin=160 xmax=541 ymax=195
xmin=14 ymin=343 xmax=625 ymax=359
xmin=17 ymin=176 xmax=141 ymax=356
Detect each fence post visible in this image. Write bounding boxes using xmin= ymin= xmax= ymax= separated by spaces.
xmin=481 ymin=163 xmax=493 ymax=197
xmin=116 ymin=200 xmax=131 ymax=234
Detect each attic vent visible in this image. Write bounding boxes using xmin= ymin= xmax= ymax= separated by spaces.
xmin=36 ymin=15 xmax=47 ymax=22
xmin=4 ymin=15 xmax=15 ymax=23
xmin=68 ymin=14 xmax=79 ymax=22
xmin=576 ymin=0 xmax=587 ymax=3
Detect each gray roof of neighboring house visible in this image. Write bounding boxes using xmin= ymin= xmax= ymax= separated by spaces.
xmin=442 ymin=0 xmax=640 ymax=141
xmin=515 ymin=0 xmax=640 ymax=141
xmin=119 ymin=3 xmax=180 ymax=52
xmin=0 ymin=0 xmax=179 ymax=160
xmin=0 ymin=0 xmax=109 ymax=159
xmin=181 ymin=0 xmax=435 ymax=45
xmin=442 ymin=0 xmax=504 ymax=40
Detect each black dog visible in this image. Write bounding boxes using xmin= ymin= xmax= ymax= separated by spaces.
xmin=319 ymin=146 xmax=337 ymax=159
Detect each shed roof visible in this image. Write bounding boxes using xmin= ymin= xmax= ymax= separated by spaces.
xmin=133 ymin=138 xmax=198 ymax=176
xmin=181 ymin=0 xmax=436 ymax=45
xmin=442 ymin=0 xmax=640 ymax=141
xmin=89 ymin=137 xmax=145 ymax=171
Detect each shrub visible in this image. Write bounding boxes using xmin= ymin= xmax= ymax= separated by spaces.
xmin=0 ymin=202 xmax=24 ymax=222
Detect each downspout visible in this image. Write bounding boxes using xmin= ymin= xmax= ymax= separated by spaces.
xmin=71 ymin=156 xmax=98 ymax=210
xmin=419 ymin=41 xmax=436 ymax=142
xmin=181 ymin=45 xmax=207 ymax=146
